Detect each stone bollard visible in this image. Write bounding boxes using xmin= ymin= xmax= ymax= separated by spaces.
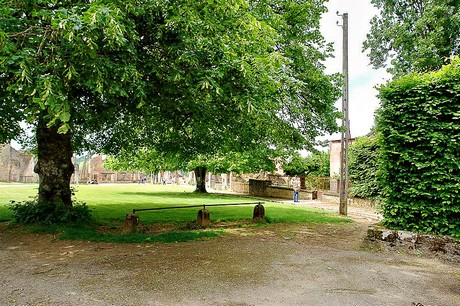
xmin=197 ymin=209 xmax=210 ymax=226
xmin=253 ymin=204 xmax=265 ymax=222
xmin=123 ymin=213 xmax=139 ymax=234
xmin=312 ymin=190 xmax=318 ymax=200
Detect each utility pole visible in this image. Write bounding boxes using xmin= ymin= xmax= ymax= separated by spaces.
xmin=337 ymin=12 xmax=349 ymax=216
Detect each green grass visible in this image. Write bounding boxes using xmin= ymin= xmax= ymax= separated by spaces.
xmin=0 ymin=184 xmax=38 ymax=221
xmin=0 ymin=183 xmax=350 ymax=243
xmin=58 ymin=227 xmax=223 ymax=243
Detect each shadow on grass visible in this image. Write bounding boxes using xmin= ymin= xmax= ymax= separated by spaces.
xmin=116 ymin=191 xmax=245 ymax=200
xmin=16 ymin=221 xmax=224 ymax=244
xmin=58 ymin=227 xmax=223 ymax=243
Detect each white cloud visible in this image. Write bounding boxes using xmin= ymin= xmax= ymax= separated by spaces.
xmin=320 ymin=0 xmax=391 ymax=139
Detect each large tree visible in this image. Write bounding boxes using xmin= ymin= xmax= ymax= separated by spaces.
xmin=1 ymin=1 xmax=144 ymax=207
xmin=1 ymin=0 xmax=340 ymax=211
xmin=363 ymin=0 xmax=460 ymax=76
xmin=101 ymin=0 xmax=341 ymax=192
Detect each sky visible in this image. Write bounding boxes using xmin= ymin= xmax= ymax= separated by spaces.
xmin=320 ymin=0 xmax=391 ymax=141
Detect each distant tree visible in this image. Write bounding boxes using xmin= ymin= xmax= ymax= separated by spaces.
xmin=348 ymin=135 xmax=381 ymax=199
xmin=363 ymin=0 xmax=460 ymax=76
xmin=104 ymin=148 xmax=173 ymax=181
xmin=106 ymin=147 xmax=279 ymax=192
xmin=283 ymin=151 xmax=329 ymax=177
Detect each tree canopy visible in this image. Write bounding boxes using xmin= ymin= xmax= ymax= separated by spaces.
xmin=103 ymin=0 xmax=341 ymax=161
xmin=97 ymin=0 xmax=342 ymax=192
xmin=363 ymin=0 xmax=460 ymax=76
xmin=283 ymin=151 xmax=329 ymax=177
xmin=1 ymin=0 xmax=341 ymax=209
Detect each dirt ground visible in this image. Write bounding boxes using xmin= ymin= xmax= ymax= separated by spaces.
xmin=1 ymin=205 xmax=459 ymax=306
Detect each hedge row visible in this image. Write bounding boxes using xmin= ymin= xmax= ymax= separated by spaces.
xmin=377 ymin=57 xmax=460 ymax=237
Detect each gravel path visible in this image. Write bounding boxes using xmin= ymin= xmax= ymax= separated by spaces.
xmin=1 ymin=213 xmax=459 ymax=306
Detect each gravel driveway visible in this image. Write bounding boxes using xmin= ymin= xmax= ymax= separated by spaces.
xmin=1 ymin=210 xmax=459 ymax=306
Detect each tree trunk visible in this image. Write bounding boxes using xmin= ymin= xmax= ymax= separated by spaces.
xmin=194 ymin=166 xmax=207 ymax=193
xmin=34 ymin=119 xmax=75 ymax=208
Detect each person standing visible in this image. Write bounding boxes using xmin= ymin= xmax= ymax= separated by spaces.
xmin=293 ymin=184 xmax=300 ymax=202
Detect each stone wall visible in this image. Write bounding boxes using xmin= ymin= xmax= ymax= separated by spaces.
xmin=319 ymin=192 xmax=376 ymax=208
xmin=0 ymin=144 xmax=11 ymax=181
xmin=264 ymin=185 xmax=315 ymax=200
xmin=249 ymin=179 xmax=271 ymax=197
xmin=231 ymin=182 xmax=249 ymax=194
xmin=248 ymin=179 xmax=316 ymax=200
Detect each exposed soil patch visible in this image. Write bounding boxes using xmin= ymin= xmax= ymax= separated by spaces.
xmin=1 ymin=220 xmax=459 ymax=306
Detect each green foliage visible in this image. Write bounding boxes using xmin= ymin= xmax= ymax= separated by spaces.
xmin=98 ymin=0 xmax=341 ymax=173
xmin=1 ymin=0 xmax=340 ymax=212
xmin=0 ymin=0 xmax=143 ymax=143
xmin=104 ymin=148 xmax=173 ymax=174
xmin=364 ymin=0 xmax=460 ymax=76
xmin=283 ymin=151 xmax=330 ymax=177
xmin=377 ymin=57 xmax=460 ymax=237
xmin=283 ymin=152 xmax=308 ymax=176
xmin=348 ymin=135 xmax=381 ymax=199
xmin=8 ymin=198 xmax=92 ymax=225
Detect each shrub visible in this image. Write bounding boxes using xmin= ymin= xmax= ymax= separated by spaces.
xmin=9 ymin=198 xmax=92 ymax=225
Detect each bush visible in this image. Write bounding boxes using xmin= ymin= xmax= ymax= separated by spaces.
xmin=9 ymin=198 xmax=92 ymax=225
xmin=377 ymin=57 xmax=460 ymax=237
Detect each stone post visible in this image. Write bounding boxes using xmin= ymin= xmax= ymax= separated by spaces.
xmin=253 ymin=204 xmax=265 ymax=222
xmin=197 ymin=209 xmax=210 ymax=226
xmin=123 ymin=213 xmax=139 ymax=234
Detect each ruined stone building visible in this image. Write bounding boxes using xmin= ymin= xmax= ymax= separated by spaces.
xmin=0 ymin=144 xmax=146 ymax=184
xmin=329 ymin=138 xmax=355 ymax=177
xmin=78 ymin=154 xmax=146 ymax=183
xmin=0 ymin=144 xmax=38 ymax=183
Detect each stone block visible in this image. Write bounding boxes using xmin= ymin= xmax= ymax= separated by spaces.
xmin=197 ymin=209 xmax=210 ymax=226
xmin=253 ymin=204 xmax=265 ymax=222
xmin=123 ymin=213 xmax=139 ymax=234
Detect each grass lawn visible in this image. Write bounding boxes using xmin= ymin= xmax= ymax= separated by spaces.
xmin=0 ymin=183 xmax=350 ymax=243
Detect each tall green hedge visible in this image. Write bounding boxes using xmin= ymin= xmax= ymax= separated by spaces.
xmin=378 ymin=57 xmax=460 ymax=237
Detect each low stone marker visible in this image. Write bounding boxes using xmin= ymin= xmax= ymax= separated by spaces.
xmin=197 ymin=209 xmax=210 ymax=226
xmin=123 ymin=213 xmax=139 ymax=234
xmin=252 ymin=203 xmax=265 ymax=222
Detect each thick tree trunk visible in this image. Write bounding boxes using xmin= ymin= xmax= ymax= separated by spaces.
xmin=194 ymin=166 xmax=207 ymax=193
xmin=34 ymin=120 xmax=75 ymax=208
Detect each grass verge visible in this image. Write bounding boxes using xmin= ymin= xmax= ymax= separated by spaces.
xmin=0 ymin=183 xmax=351 ymax=243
